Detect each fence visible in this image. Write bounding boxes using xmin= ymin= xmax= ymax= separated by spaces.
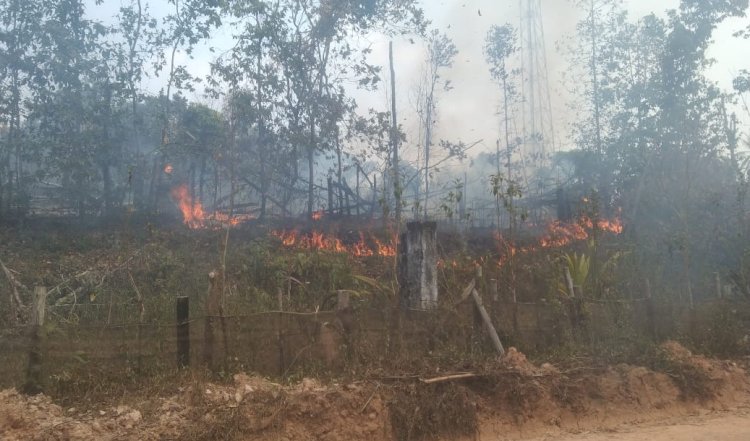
xmin=0 ymin=287 xmax=747 ymax=393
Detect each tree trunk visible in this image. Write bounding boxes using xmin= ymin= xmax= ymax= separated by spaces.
xmin=199 ymin=156 xmax=206 ymax=206
xmin=336 ymin=140 xmax=344 ymax=213
xmin=389 ymin=41 xmax=402 ymax=226
xmin=307 ymin=139 xmax=315 ymax=220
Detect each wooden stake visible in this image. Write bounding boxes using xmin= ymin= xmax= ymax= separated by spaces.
xmin=490 ymin=279 xmax=498 ymax=303
xmin=30 ymin=286 xmax=47 ymax=327
xmin=22 ymin=286 xmax=48 ymax=395
xmin=277 ymin=288 xmax=286 ymax=377
xmin=128 ymin=272 xmax=146 ymax=371
xmin=454 ymin=278 xmax=476 ymax=306
xmin=204 ymin=271 xmax=222 ymax=369
xmin=471 ymin=288 xmax=505 ymax=355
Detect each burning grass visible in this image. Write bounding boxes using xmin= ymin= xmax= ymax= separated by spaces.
xmin=170 ymin=184 xmax=255 ymax=229
xmin=270 ymin=229 xmax=397 ymax=257
xmin=493 ymin=214 xmax=624 ymax=267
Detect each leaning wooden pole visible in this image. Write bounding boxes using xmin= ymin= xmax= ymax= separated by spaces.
xmin=471 ymin=288 xmax=505 ymax=356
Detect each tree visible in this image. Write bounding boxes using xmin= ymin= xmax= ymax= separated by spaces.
xmin=218 ymin=0 xmax=425 ymax=220
xmin=416 ymin=29 xmax=457 ymax=219
xmin=115 ymin=0 xmax=160 ymax=211
xmin=564 ymin=0 xmax=748 ymax=302
xmin=27 ymin=0 xmax=112 ymax=217
xmin=485 ymin=23 xmax=520 ymax=231
xmin=0 ymin=0 xmax=45 ymax=220
xmin=149 ymin=0 xmax=222 ymax=212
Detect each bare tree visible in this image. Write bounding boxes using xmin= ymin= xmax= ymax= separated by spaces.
xmin=416 ymin=30 xmax=457 ymax=219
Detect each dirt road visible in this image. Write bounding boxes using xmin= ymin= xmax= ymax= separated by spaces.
xmin=521 ymin=409 xmax=750 ymax=441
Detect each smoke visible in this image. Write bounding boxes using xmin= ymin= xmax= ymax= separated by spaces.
xmin=361 ymin=0 xmax=693 ymax=165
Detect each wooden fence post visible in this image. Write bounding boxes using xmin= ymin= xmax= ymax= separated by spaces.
xmin=336 ymin=291 xmax=354 ymax=361
xmin=22 ymin=286 xmax=48 ymax=395
xmin=204 ymin=271 xmax=222 ymax=370
xmin=176 ymin=296 xmax=190 ymax=368
xmin=471 ymin=268 xmax=483 ymax=352
xmin=490 ymin=279 xmax=498 ymax=303
xmin=276 ymin=288 xmax=286 ymax=377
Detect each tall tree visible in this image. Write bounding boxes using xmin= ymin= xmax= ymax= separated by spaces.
xmin=417 ymin=29 xmax=457 ymax=219
xmin=0 ymin=0 xmax=45 ymax=219
xmin=485 ymin=23 xmax=520 ymax=230
xmin=149 ymin=0 xmax=221 ymax=212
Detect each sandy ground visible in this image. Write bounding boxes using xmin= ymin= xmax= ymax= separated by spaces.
xmin=520 ymin=407 xmax=750 ymax=441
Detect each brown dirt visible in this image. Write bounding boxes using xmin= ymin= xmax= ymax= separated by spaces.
xmin=520 ymin=408 xmax=750 ymax=441
xmin=1 ymin=342 xmax=748 ymax=441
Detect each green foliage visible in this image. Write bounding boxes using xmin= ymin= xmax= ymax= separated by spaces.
xmin=484 ymin=24 xmax=517 ymax=84
xmin=562 ymin=252 xmax=590 ymax=294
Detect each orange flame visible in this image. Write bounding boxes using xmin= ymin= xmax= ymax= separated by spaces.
xmin=312 ymin=210 xmax=324 ymax=221
xmin=170 ymin=185 xmax=205 ymax=229
xmin=539 ymin=215 xmax=623 ymax=249
xmin=271 ymin=230 xmax=396 ymax=257
xmin=495 ymin=215 xmax=624 ymax=267
xmin=170 ymin=184 xmax=253 ymax=229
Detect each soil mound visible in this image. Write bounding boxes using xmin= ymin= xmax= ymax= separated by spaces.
xmin=1 ymin=346 xmax=748 ymax=441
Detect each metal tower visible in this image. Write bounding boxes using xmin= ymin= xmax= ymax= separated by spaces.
xmin=518 ymin=0 xmax=557 ymax=173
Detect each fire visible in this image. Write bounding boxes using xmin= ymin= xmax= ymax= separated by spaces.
xmin=170 ymin=184 xmax=253 ymax=229
xmin=496 ymin=215 xmax=624 ymax=267
xmin=271 ymin=230 xmax=397 ymax=257
xmin=164 ymin=164 xmax=174 ymax=174
xmin=373 ymin=236 xmax=397 ymax=256
xmin=539 ymin=221 xmax=588 ymax=248
xmin=170 ymin=185 xmax=205 ymax=228
xmin=539 ymin=215 xmax=623 ymax=248
xmin=312 ymin=210 xmax=324 ymax=221
xmin=352 ymin=233 xmax=374 ymax=257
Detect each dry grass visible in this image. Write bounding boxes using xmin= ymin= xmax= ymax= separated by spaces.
xmin=388 ymin=382 xmax=478 ymax=441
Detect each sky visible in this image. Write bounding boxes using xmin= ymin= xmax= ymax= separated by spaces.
xmin=89 ymin=0 xmax=749 ymax=162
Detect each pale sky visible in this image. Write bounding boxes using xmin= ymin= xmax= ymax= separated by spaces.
xmin=89 ymin=0 xmax=749 ymax=162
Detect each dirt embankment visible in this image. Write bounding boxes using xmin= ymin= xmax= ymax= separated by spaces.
xmin=1 ymin=342 xmax=748 ymax=441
